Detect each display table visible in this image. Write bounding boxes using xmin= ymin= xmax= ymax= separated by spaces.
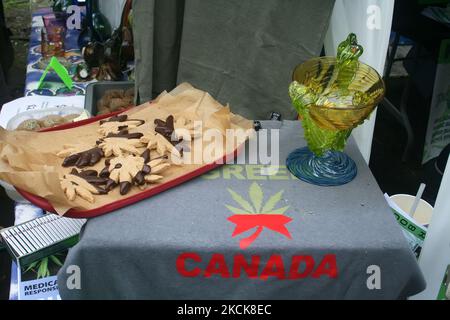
xmin=57 ymin=120 xmax=425 ymax=299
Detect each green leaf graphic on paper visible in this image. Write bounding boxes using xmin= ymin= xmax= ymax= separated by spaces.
xmin=249 ymin=182 xmax=263 ymax=212
xmin=227 ymin=188 xmax=255 ymax=213
xmin=49 ymin=255 xmax=64 ymax=267
xmin=24 ymin=254 xmax=64 ymax=279
xmin=261 ymin=190 xmax=284 ymax=213
xmin=37 ymin=257 xmax=49 ymax=279
xmin=25 ymin=261 xmax=39 ymax=273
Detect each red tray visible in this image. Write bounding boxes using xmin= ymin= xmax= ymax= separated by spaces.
xmin=15 ymin=109 xmax=242 ymax=219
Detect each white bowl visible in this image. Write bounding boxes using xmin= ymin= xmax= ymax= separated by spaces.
xmin=6 ymin=106 xmax=88 ymax=131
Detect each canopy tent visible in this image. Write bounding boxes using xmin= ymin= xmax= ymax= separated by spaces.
xmin=131 ymin=0 xmax=336 ymax=120
xmin=130 ymin=0 xmax=395 ymax=162
xmin=115 ymin=0 xmax=450 ymax=300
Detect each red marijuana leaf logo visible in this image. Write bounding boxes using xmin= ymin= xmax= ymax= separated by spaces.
xmin=226 ymin=183 xmax=292 ymax=249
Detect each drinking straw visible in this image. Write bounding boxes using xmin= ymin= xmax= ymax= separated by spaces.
xmin=410 ymin=183 xmax=426 ymax=218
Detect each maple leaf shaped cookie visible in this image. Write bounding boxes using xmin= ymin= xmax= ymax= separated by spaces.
xmin=57 ymin=143 xmax=94 ymax=158
xmin=140 ymin=132 xmax=181 ymax=157
xmin=154 ymin=115 xmax=175 ymax=139
xmin=98 ymin=121 xmax=145 ymax=136
xmin=60 ymin=174 xmax=106 ymax=203
xmin=100 ymin=155 xmax=146 ymax=195
xmin=105 ymin=130 xmax=143 ymax=140
xmin=59 ymin=145 xmax=104 ymax=168
xmin=98 ymin=115 xmax=145 ymax=136
xmin=108 ymin=155 xmax=144 ymax=183
xmin=173 ymin=117 xmax=202 ymax=141
xmin=99 ymin=152 xmax=172 ymax=194
xmin=70 ymin=168 xmax=117 ymax=192
xmin=149 ymin=115 xmax=198 ymax=156
xmin=98 ymin=137 xmax=143 ymax=157
xmin=134 ymin=158 xmax=171 ymax=185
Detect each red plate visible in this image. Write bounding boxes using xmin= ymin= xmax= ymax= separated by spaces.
xmin=15 ymin=108 xmax=242 ymax=219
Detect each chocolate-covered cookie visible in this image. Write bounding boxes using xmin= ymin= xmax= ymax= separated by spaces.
xmin=101 ymin=154 xmax=171 ymax=195
xmin=98 ymin=115 xmax=145 ymax=136
xmin=60 ymin=174 xmax=107 ymax=203
xmin=62 ymin=147 xmax=104 ymax=168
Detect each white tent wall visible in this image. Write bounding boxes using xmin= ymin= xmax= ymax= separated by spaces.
xmin=324 ymin=0 xmax=394 ymax=164
xmin=411 ymin=155 xmax=450 ymax=300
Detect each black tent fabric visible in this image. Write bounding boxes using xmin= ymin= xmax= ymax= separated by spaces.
xmin=0 ymin=0 xmax=13 ymax=74
xmin=133 ymin=0 xmax=335 ymax=120
xmin=0 ymin=0 xmax=14 ymax=105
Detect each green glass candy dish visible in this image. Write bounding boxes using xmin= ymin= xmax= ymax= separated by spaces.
xmin=287 ymin=34 xmax=385 ymax=186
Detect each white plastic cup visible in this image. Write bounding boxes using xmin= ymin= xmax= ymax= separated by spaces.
xmin=390 ymin=194 xmax=434 ymax=226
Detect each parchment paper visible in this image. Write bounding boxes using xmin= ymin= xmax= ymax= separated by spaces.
xmin=0 ymin=83 xmax=254 ymax=215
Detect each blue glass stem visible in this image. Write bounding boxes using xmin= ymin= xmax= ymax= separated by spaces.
xmin=286 ymin=147 xmax=357 ymax=186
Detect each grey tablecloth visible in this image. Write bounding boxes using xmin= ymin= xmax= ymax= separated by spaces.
xmin=58 ymin=121 xmax=425 ymax=299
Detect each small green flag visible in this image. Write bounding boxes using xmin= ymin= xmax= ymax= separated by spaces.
xmin=38 ymin=56 xmax=73 ymax=90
